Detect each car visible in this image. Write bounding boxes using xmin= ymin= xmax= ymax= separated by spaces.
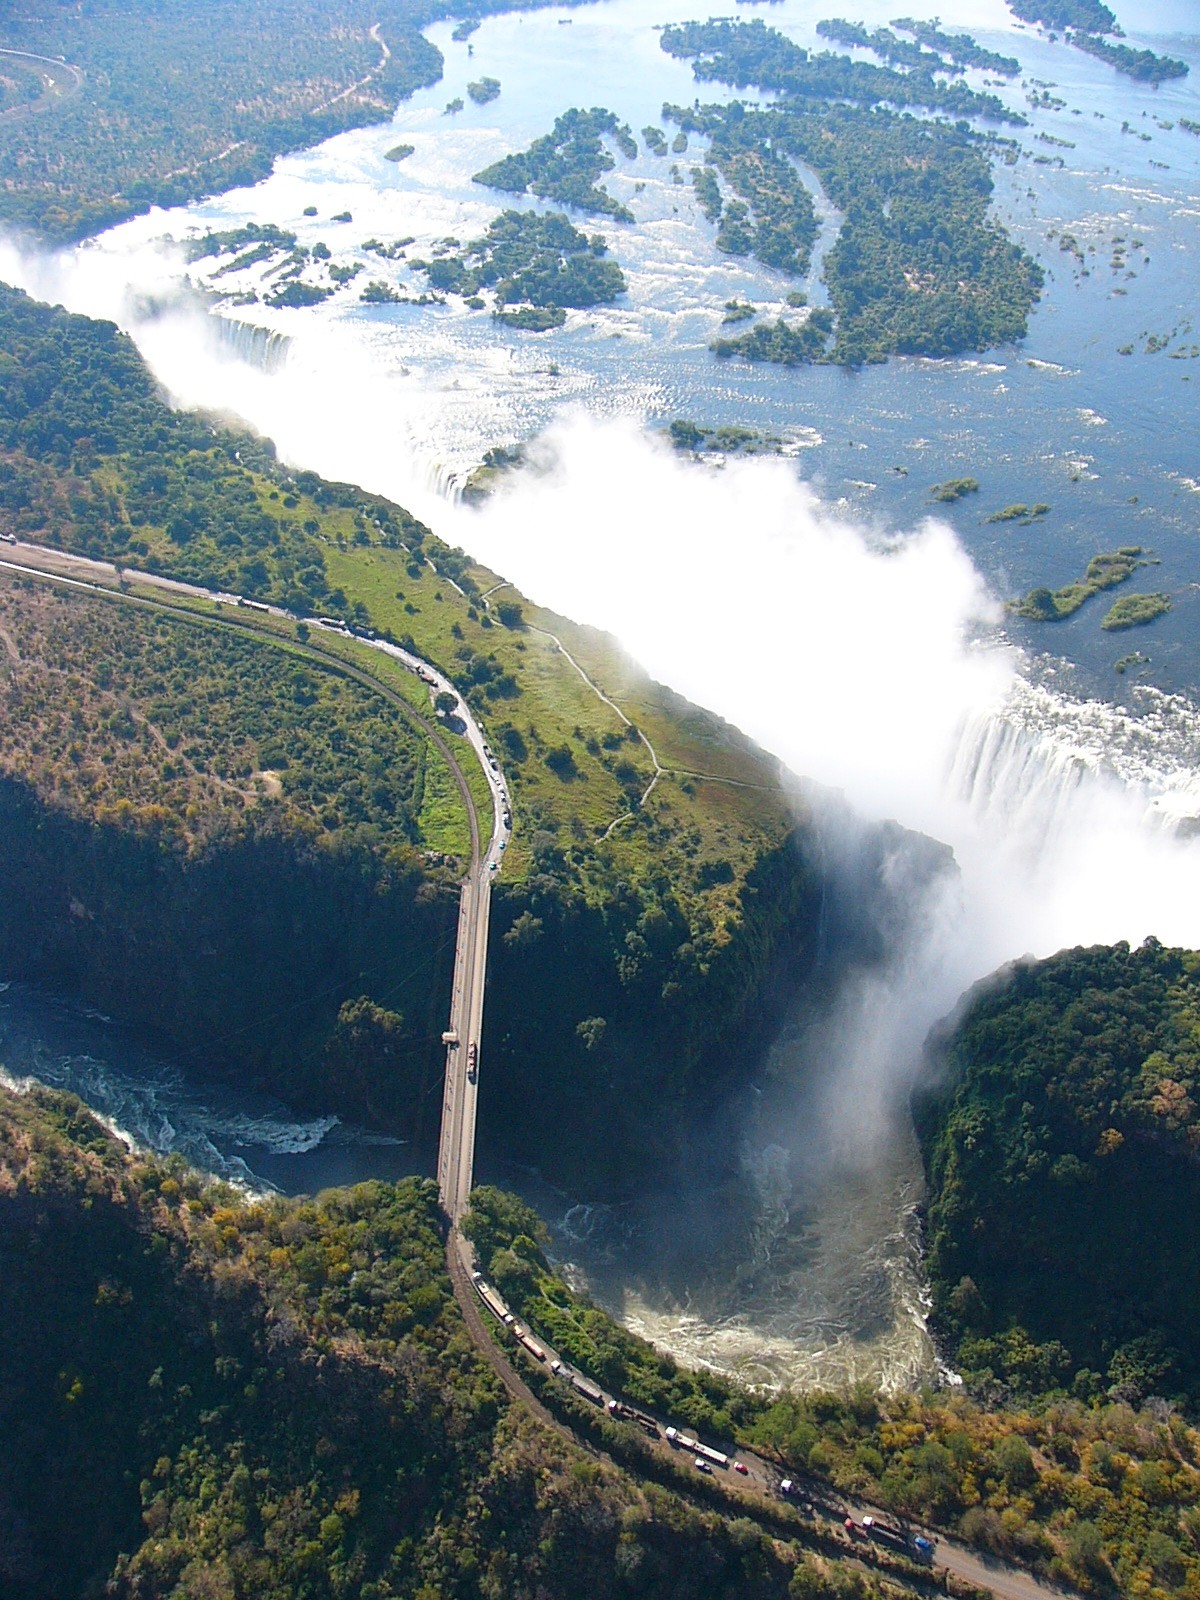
xmin=693 ymin=1458 xmax=712 ymax=1475
xmin=734 ymin=1461 xmax=749 ymax=1475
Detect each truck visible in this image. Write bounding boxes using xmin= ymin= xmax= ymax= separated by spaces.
xmin=571 ymin=1375 xmax=604 ymax=1406
xmin=467 ymin=1043 xmax=478 ymax=1082
xmin=861 ymin=1517 xmax=909 ymax=1553
xmin=664 ymin=1428 xmax=729 ymax=1468
xmin=517 ymin=1331 xmax=547 ymax=1361
xmin=607 ymin=1400 xmax=660 ymax=1438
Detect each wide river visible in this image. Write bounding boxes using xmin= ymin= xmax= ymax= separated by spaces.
xmin=2 ymin=0 xmax=1199 ymax=1391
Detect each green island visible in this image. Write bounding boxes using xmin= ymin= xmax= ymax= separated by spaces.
xmin=695 ymin=139 xmax=819 ymax=276
xmin=987 ymin=502 xmax=1051 ymax=522
xmin=711 ymin=311 xmax=836 ymax=365
xmin=930 ymin=478 xmax=980 ymax=502
xmin=667 ymin=419 xmax=789 ymax=453
xmin=1102 ymin=592 xmax=1172 ymax=631
xmin=467 ymin=74 xmax=502 ymax=104
xmin=473 ymin=106 xmax=638 ymax=222
xmin=642 ymin=124 xmax=669 ymax=155
xmin=1004 ymin=0 xmax=1188 ymax=81
xmin=0 ymin=280 xmax=821 ymax=1193
xmin=815 ymin=20 xmax=955 ymax=77
xmin=1114 ymin=650 xmax=1150 ymax=674
xmin=661 ymin=20 xmax=1044 ymax=366
xmin=661 ymin=18 xmax=1026 ymax=125
xmin=384 ymin=140 xmax=415 ymax=160
xmin=411 ymin=208 xmax=626 ymax=316
xmin=1068 ymin=32 xmax=1188 ymax=83
xmin=1011 ymin=548 xmax=1155 ymax=622
xmin=889 ymin=19 xmax=1021 ymax=76
xmin=0 ymin=0 xmax=449 ymax=242
xmin=493 ymin=303 xmax=566 ymax=329
xmin=1005 ymin=0 xmax=1116 ymax=28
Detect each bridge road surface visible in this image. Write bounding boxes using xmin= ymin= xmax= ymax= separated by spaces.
xmin=437 ymin=869 xmax=494 ymax=1222
xmin=0 ymin=539 xmax=508 ymax=1227
xmin=0 ymin=545 xmax=1089 ymax=1600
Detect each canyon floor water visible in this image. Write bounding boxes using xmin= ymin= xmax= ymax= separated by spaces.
xmin=2 ymin=0 xmax=1199 ymax=1390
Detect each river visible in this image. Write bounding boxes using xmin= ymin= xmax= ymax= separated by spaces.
xmin=1 ymin=0 xmax=1198 ymax=1392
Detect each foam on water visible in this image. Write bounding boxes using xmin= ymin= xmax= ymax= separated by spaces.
xmin=0 ymin=984 xmax=417 ymax=1194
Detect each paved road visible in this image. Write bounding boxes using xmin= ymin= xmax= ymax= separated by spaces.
xmin=0 ymin=47 xmax=83 ymax=122
xmin=0 ymin=539 xmax=509 ymax=1223
xmin=0 ymin=542 xmax=1076 ymax=1600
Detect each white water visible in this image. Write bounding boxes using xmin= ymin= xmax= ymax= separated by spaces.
xmin=1 ymin=0 xmax=1198 ymax=1389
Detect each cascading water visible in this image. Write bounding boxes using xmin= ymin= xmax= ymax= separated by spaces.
xmin=211 ymin=316 xmax=292 ymax=373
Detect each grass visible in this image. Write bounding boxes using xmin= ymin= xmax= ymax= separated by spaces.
xmin=321 ymin=539 xmax=796 ymax=911
xmin=15 ymin=423 xmax=797 ymax=925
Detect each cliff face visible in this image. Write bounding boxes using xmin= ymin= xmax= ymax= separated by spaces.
xmin=914 ymin=939 xmax=1200 ymax=1408
xmin=0 ymin=776 xmax=458 ymax=1137
xmin=483 ymin=830 xmax=824 ymax=1191
xmin=0 ymin=776 xmax=827 ymax=1188
xmin=0 ymin=1087 xmax=797 ymax=1600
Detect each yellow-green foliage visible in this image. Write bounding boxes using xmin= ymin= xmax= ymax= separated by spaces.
xmin=0 ymin=575 xmax=468 ymax=858
xmin=0 ymin=1085 xmax=817 ymax=1600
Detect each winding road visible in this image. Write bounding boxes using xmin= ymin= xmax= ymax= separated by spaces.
xmin=0 ymin=47 xmax=83 ymax=123
xmin=0 ymin=540 xmax=1078 ymax=1600
xmin=0 ymin=539 xmax=507 ymax=1226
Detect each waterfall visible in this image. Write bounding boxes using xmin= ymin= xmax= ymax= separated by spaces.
xmin=948 ymin=676 xmax=1200 ymax=861
xmin=212 ymin=316 xmax=292 ymax=373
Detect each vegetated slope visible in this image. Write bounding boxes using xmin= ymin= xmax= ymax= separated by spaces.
xmin=0 ymin=0 xmax=451 ymax=240
xmin=659 ymin=19 xmax=1044 ymax=366
xmin=0 ymin=576 xmax=465 ymax=1137
xmin=0 ymin=579 xmax=452 ymax=854
xmin=0 ymin=281 xmax=822 ymax=1189
xmin=0 ymin=1085 xmax=802 ymax=1600
xmin=916 ymin=939 xmax=1200 ymax=1410
xmin=467 ymin=1187 xmax=1200 ymax=1600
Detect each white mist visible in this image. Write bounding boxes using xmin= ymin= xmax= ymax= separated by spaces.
xmin=4 ymin=235 xmax=1200 ymax=1387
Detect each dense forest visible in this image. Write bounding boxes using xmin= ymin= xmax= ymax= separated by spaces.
xmin=916 ymin=940 xmax=1200 ymax=1411
xmin=465 ymin=1184 xmax=1200 ymax=1600
xmin=473 ymin=106 xmax=637 ymax=221
xmin=413 ymin=208 xmax=626 ymax=311
xmin=0 ymin=0 xmax=458 ymax=240
xmin=0 ymin=1086 xmax=812 ymax=1600
xmin=12 ymin=1089 xmax=1200 ymax=1600
xmin=660 ymin=20 xmax=1043 ymax=365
